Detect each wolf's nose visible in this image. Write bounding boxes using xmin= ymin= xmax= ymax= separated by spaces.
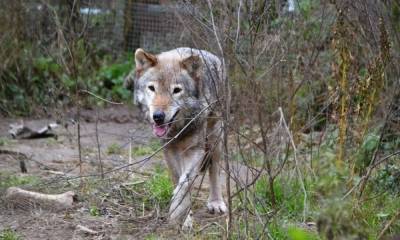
xmin=153 ymin=111 xmax=165 ymax=125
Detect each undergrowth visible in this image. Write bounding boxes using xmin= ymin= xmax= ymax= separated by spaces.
xmin=126 ymin=164 xmax=173 ymax=210
xmin=0 ymin=0 xmax=399 ymax=239
xmin=0 ymin=172 xmax=40 ymax=191
xmin=0 ymin=229 xmax=21 ymax=240
xmin=0 ymin=50 xmax=133 ymax=116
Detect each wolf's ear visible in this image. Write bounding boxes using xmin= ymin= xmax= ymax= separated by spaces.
xmin=135 ymin=48 xmax=157 ymax=74
xmin=180 ymin=55 xmax=202 ymax=78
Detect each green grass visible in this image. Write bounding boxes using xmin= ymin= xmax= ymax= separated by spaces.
xmin=250 ymin=175 xmax=305 ymax=217
xmin=231 ymin=218 xmax=320 ymax=240
xmin=269 ymin=222 xmax=288 ymax=239
xmin=288 ymin=227 xmax=319 ymax=240
xmin=144 ymin=234 xmax=159 ymax=240
xmin=132 ymin=145 xmax=155 ymax=156
xmin=132 ymin=140 xmax=162 ymax=157
xmin=89 ymin=206 xmax=100 ymax=217
xmin=0 ymin=137 xmax=10 ymax=146
xmin=106 ymin=143 xmax=123 ymax=155
xmin=127 ymin=164 xmax=173 ymax=210
xmin=356 ymin=192 xmax=400 ymax=238
xmin=0 ymin=173 xmax=40 ymax=190
xmin=144 ymin=165 xmax=173 ymax=209
xmin=231 ymin=148 xmax=400 ymax=240
xmin=0 ymin=229 xmax=21 ymax=240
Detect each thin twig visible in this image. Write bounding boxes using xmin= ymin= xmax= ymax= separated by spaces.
xmin=42 ymin=101 xmax=217 ymax=185
xmin=235 ymin=0 xmax=242 ymax=50
xmin=377 ymin=209 xmax=400 ymax=240
xmin=95 ymin=108 xmax=104 ymax=179
xmin=278 ymin=107 xmax=308 ymax=222
xmin=79 ymin=89 xmax=124 ymax=105
xmin=342 ymin=150 xmax=400 ymax=200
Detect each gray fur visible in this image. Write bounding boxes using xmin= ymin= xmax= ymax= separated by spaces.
xmin=125 ymin=48 xmax=227 ymax=229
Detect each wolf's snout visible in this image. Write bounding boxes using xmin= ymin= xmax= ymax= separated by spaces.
xmin=153 ymin=110 xmax=165 ymax=125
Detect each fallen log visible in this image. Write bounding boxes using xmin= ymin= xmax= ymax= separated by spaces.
xmin=5 ymin=187 xmax=76 ymax=211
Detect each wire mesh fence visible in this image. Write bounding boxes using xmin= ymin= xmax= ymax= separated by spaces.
xmin=80 ymin=0 xmax=191 ymax=54
xmin=0 ymin=0 xmax=194 ymax=115
xmin=1 ymin=0 xmax=191 ymax=55
xmin=1 ymin=0 xmax=400 ymax=239
xmin=123 ymin=1 xmax=191 ymax=52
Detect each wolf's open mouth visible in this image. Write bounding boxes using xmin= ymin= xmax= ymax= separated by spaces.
xmin=152 ymin=110 xmax=180 ymax=138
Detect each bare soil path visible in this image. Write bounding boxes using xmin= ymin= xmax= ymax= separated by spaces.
xmin=0 ymin=106 xmax=234 ymax=239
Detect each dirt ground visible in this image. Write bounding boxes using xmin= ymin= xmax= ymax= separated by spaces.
xmin=0 ymin=106 xmax=230 ymax=239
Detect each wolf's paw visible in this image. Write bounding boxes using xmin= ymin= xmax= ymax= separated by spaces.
xmin=182 ymin=211 xmax=193 ymax=231
xmin=207 ymin=200 xmax=227 ymax=214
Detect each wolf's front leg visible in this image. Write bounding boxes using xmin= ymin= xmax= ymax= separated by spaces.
xmin=207 ymin=141 xmax=227 ymax=214
xmin=168 ymin=147 xmax=204 ymax=229
xmin=206 ymin=121 xmax=227 ymax=214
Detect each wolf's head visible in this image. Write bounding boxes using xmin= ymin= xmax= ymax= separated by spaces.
xmin=132 ymin=48 xmax=205 ymax=138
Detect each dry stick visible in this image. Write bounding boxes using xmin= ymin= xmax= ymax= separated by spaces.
xmin=254 ymin=200 xmax=273 ymax=240
xmin=128 ymin=139 xmax=132 ymax=176
xmin=358 ymin=91 xmax=397 ymax=198
xmin=55 ymin=4 xmax=84 ymax=186
xmin=196 ymin=222 xmax=225 ymax=234
xmin=371 ymin=150 xmax=400 ymax=169
xmin=243 ymin=141 xmax=249 ymax=238
xmin=222 ymin=97 xmax=232 ymax=238
xmin=279 ymin=107 xmax=308 ymax=222
xmin=258 ymin=106 xmax=277 ymax=207
xmin=79 ymin=8 xmax=118 ymax=181
xmin=234 ymin=0 xmax=243 ymax=50
xmin=76 ymin=90 xmax=83 ymax=182
xmin=229 ymin=109 xmax=287 ymax=199
xmin=49 ymin=1 xmax=83 ymax=186
xmin=377 ymin=209 xmax=400 ymax=240
xmin=342 ymin=150 xmax=400 ymax=200
xmin=228 ymin=125 xmax=266 ymax=153
xmin=343 ymin=85 xmax=398 ymax=200
xmin=358 ymin=90 xmax=400 ymax=199
xmin=95 ymin=108 xmax=104 ymax=179
xmin=79 ymin=89 xmax=124 ymax=105
xmin=205 ymin=1 xmax=232 ymax=237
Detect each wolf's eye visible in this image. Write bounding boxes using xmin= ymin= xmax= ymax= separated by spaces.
xmin=148 ymin=85 xmax=155 ymax=92
xmin=173 ymin=87 xmax=182 ymax=94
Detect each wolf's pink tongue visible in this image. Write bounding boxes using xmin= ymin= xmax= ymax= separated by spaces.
xmin=153 ymin=125 xmax=168 ymax=137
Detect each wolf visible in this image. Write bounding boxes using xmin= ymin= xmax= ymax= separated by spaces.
xmin=125 ymin=47 xmax=227 ymax=228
